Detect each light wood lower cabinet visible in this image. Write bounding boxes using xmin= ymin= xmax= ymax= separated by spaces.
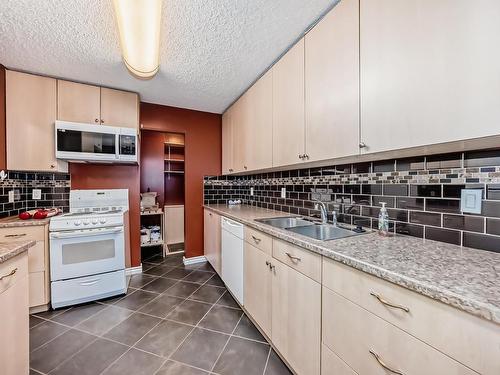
xmin=321 ymin=344 xmax=357 ymax=375
xmin=0 ymin=225 xmax=50 ymax=312
xmin=204 ymin=210 xmax=221 ymax=274
xmin=322 ymin=288 xmax=475 ymax=375
xmin=244 ymin=242 xmax=272 ymax=337
xmin=272 ymin=258 xmax=321 ymax=375
xmin=0 ymin=252 xmax=29 ymax=375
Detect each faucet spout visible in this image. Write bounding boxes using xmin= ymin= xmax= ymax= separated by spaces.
xmin=313 ymin=199 xmax=328 ymax=224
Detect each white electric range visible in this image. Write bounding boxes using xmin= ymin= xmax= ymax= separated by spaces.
xmin=49 ymin=189 xmax=129 ymax=308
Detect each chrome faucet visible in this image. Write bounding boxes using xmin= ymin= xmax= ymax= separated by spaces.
xmin=313 ymin=199 xmax=328 ymax=224
xmin=332 ymin=210 xmax=338 ymax=227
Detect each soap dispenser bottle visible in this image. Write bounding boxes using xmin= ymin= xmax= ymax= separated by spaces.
xmin=378 ymin=202 xmax=389 ymax=236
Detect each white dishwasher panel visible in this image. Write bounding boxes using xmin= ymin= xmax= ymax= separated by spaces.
xmin=221 ymin=217 xmax=244 ymax=305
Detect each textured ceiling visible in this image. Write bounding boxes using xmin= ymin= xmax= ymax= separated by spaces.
xmin=0 ymin=0 xmax=337 ymax=113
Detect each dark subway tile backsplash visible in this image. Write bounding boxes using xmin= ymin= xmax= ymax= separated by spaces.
xmin=204 ymin=150 xmax=500 ymax=254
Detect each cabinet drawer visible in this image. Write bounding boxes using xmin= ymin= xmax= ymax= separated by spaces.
xmin=0 ymin=226 xmax=45 ymax=241
xmin=28 ymin=241 xmax=46 ymax=272
xmin=322 ymin=344 xmax=357 ymax=375
xmin=323 ymin=258 xmax=500 ymax=375
xmin=0 ymin=252 xmax=28 ymax=295
xmin=273 ymin=239 xmax=321 ymax=282
xmin=323 ymin=288 xmax=475 ymax=375
xmin=244 ymin=227 xmax=272 ymax=255
xmin=29 ymin=271 xmax=47 ymax=307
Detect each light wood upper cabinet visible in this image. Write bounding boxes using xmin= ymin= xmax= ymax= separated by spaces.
xmin=272 ymin=260 xmax=321 ymax=375
xmin=231 ymin=94 xmax=249 ymax=173
xmin=360 ymin=0 xmax=500 ymax=154
xmin=305 ymin=0 xmax=360 ymax=162
xmin=6 ymin=71 xmax=68 ymax=172
xmin=244 ymin=243 xmax=272 ymax=337
xmin=57 ymin=80 xmax=101 ymax=124
xmin=100 ymin=87 xmax=139 ymax=128
xmin=244 ymin=70 xmax=273 ymax=171
xmin=221 ymin=106 xmax=234 ymax=174
xmin=272 ymin=39 xmax=305 ymax=167
xmin=204 ymin=210 xmax=221 ymax=274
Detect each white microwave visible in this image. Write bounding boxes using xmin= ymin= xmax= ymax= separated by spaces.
xmin=55 ymin=121 xmax=138 ymax=163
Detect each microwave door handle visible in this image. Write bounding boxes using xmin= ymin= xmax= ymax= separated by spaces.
xmin=51 ymin=227 xmax=123 ymax=239
xmin=116 ymin=134 xmax=120 ymax=159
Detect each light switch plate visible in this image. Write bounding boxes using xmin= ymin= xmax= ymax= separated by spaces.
xmin=460 ymin=189 xmax=482 ymax=214
xmin=281 ymin=187 xmax=286 ymax=198
xmin=8 ymin=190 xmax=14 ymax=203
xmin=32 ymin=189 xmax=42 ymax=200
xmin=250 ymin=187 xmax=254 ymax=196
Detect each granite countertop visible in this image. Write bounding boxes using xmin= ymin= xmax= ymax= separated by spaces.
xmin=205 ymin=204 xmax=500 ymax=325
xmin=0 ymin=240 xmax=36 ymax=264
xmin=0 ymin=216 xmax=51 ymax=228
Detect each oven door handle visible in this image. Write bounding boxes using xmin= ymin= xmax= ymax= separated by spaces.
xmin=50 ymin=227 xmax=123 ymax=239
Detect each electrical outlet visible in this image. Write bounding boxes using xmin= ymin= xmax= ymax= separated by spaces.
xmin=281 ymin=187 xmax=286 ymax=199
xmin=250 ymin=187 xmax=254 ymax=196
xmin=8 ymin=190 xmax=14 ymax=203
xmin=32 ymin=189 xmax=42 ymax=200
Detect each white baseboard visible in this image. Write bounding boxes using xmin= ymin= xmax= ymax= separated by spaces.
xmin=126 ymin=265 xmax=143 ymax=276
xmin=183 ymin=255 xmax=207 ymax=265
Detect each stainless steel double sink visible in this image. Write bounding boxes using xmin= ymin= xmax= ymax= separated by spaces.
xmin=255 ymin=216 xmax=368 ymax=241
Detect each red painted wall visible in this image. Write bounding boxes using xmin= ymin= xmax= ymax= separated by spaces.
xmin=0 ymin=65 xmax=6 ymax=170
xmin=140 ymin=103 xmax=222 ymax=258
xmin=70 ymin=164 xmax=141 ymax=266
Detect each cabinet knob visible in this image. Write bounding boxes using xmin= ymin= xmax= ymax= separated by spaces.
xmin=244 ymin=166 xmax=248 ymax=170
xmin=359 ymin=142 xmax=367 ymax=149
xmin=94 ymin=118 xmax=99 ymax=123
xmin=229 ymin=168 xmax=234 ymax=172
xmin=50 ymin=164 xmax=55 ymax=169
xmin=100 ymin=119 xmax=104 ymax=124
xmin=298 ymin=154 xmax=303 ymax=160
xmin=304 ymin=154 xmax=309 ymax=160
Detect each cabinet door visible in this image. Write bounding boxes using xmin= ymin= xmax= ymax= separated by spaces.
xmin=273 ymin=39 xmax=305 ymax=167
xmin=305 ymin=0 xmax=359 ymax=161
xmin=100 ymin=87 xmax=139 ymax=129
xmin=244 ymin=243 xmax=272 ymax=337
xmin=272 ymin=260 xmax=321 ymax=375
xmin=360 ymin=0 xmax=500 ymax=154
xmin=6 ymin=71 xmax=67 ymax=172
xmin=222 ymin=107 xmax=234 ymax=174
xmin=244 ymin=70 xmax=273 ymax=171
xmin=231 ymin=95 xmax=248 ymax=173
xmin=57 ymin=80 xmax=101 ymax=124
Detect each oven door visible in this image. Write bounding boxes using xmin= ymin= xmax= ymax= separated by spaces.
xmin=49 ymin=226 xmax=125 ymax=281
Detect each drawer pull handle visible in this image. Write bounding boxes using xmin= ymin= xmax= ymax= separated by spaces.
xmin=369 ymin=350 xmax=404 ymax=375
xmin=4 ymin=233 xmax=27 ymax=238
xmin=251 ymin=235 xmax=261 ymax=244
xmin=370 ymin=292 xmax=410 ymax=313
xmin=285 ymin=252 xmax=301 ymax=262
xmin=0 ymin=268 xmax=17 ymax=281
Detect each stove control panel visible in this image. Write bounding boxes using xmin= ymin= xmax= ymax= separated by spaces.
xmin=49 ymin=213 xmax=124 ymax=231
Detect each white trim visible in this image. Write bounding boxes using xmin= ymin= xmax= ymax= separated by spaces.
xmin=126 ymin=265 xmax=143 ymax=276
xmin=183 ymin=255 xmax=207 ymax=265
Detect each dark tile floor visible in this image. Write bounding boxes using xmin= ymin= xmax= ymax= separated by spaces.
xmin=30 ymin=253 xmax=292 ymax=375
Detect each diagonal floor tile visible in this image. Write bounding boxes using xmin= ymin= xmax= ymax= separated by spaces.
xmin=233 ymin=314 xmax=266 ymax=342
xmin=198 ymin=305 xmax=243 ymax=334
xmin=76 ymin=305 xmax=133 ymax=336
xmin=114 ymin=289 xmax=159 ymax=310
xmin=166 ymin=299 xmax=212 ymax=325
xmin=216 ymin=291 xmax=240 ymax=309
xmin=188 ymin=285 xmax=226 ymax=304
xmin=102 ymin=348 xmax=165 ymax=375
xmin=195 ymin=262 xmax=214 ymax=272
xmin=143 ymin=264 xmax=175 ymax=277
xmin=104 ymin=312 xmax=161 ymax=346
xmin=29 ymin=315 xmax=45 ymax=329
xmin=163 ymin=268 xmax=193 ymax=280
xmin=135 ymin=320 xmax=192 ymax=358
xmin=33 ymin=307 xmax=69 ymax=320
xmin=50 ymin=338 xmax=128 ymax=375
xmin=141 ymin=277 xmax=178 ymax=293
xmin=156 ymin=360 xmax=209 ymax=375
xmin=264 ymin=349 xmax=293 ymax=375
xmin=164 ymin=281 xmax=200 ymax=298
xmin=182 ymin=270 xmax=214 ymax=284
xmin=205 ymin=274 xmax=225 ymax=287
xmin=139 ymin=294 xmax=185 ymax=318
xmin=51 ymin=303 xmax=106 ymax=327
xmin=171 ymin=327 xmax=229 ymax=371
xmin=128 ymin=274 xmax=158 ymax=288
xmin=30 ymin=321 xmax=68 ymax=352
xmin=213 ymin=336 xmax=270 ymax=375
xmin=30 ymin=329 xmax=96 ymax=374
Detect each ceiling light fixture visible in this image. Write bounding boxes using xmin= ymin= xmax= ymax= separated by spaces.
xmin=113 ymin=0 xmax=162 ymax=79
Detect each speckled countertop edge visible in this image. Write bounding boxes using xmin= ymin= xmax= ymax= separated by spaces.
xmin=204 ymin=204 xmax=500 ymax=325
xmin=0 ymin=240 xmax=36 ymax=264
xmin=0 ymin=216 xmax=51 ymax=228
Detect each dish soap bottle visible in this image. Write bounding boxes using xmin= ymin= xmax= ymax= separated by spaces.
xmin=378 ymin=202 xmax=389 ymax=236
